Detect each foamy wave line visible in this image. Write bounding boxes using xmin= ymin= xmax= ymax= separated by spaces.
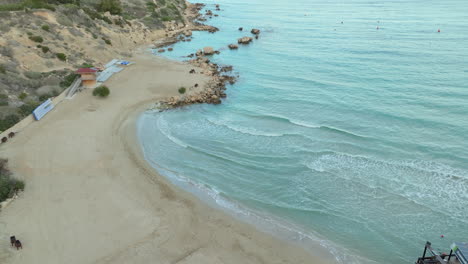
xmin=242 ymin=112 xmax=370 ymax=139
xmin=206 ymin=118 xmax=287 ymax=137
xmin=156 ymin=115 xmax=189 ymax=148
xmin=304 ymin=152 xmax=468 ymax=222
xmin=144 ymin=161 xmax=375 ymax=264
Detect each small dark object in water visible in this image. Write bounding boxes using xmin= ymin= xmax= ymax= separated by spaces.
xmin=10 ymin=236 xmax=16 ymax=247
xmin=15 ymin=240 xmax=22 ymax=250
xmin=255 ymin=35 xmax=259 ymax=39
xmin=238 ymin=27 xmax=243 ymax=31
xmin=8 ymin=132 xmax=15 ymax=138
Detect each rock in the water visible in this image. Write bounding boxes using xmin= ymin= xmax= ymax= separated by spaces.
xmin=203 ymin=46 xmax=215 ymax=55
xmin=168 ymin=48 xmax=173 ymax=51
xmin=196 ymin=49 xmax=203 ymax=56
xmin=228 ymin=44 xmax=239 ymax=49
xmin=237 ymin=36 xmax=253 ymax=44
xmin=238 ymin=27 xmax=243 ymax=31
xmin=183 ymin=30 xmax=192 ymax=37
xmin=158 ymin=49 xmax=165 ymax=53
xmin=251 ymin=28 xmax=261 ymax=35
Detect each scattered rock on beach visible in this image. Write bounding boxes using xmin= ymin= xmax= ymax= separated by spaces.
xmin=228 ymin=44 xmax=238 ymax=49
xmin=203 ymin=46 xmax=215 ymax=55
xmin=251 ymin=28 xmax=261 ymax=35
xmin=238 ymin=36 xmax=253 ymax=44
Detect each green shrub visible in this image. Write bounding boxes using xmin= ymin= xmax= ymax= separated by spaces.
xmin=60 ymin=73 xmax=78 ymax=87
xmin=178 ymin=87 xmax=186 ymax=94
xmin=102 ymin=38 xmax=112 ymax=45
xmin=56 ymin=53 xmax=67 ymax=61
xmin=93 ymin=85 xmax=110 ymax=97
xmin=19 ymin=92 xmax=28 ymax=100
xmin=29 ymin=35 xmax=44 ymax=43
xmin=146 ymin=2 xmax=156 ymax=11
xmin=102 ymin=16 xmax=112 ymax=24
xmin=0 ymin=159 xmax=25 ymax=203
xmin=97 ymin=0 xmax=122 ymax=15
xmin=18 ymin=102 xmax=39 ymax=116
xmin=41 ymin=24 xmax=50 ymax=31
xmin=162 ymin=16 xmax=172 ymax=21
xmin=27 ymin=32 xmax=33 ymax=36
xmin=0 ymin=115 xmax=19 ymax=132
xmin=41 ymin=46 xmax=50 ymax=53
xmin=81 ymin=63 xmax=94 ymax=68
xmin=0 ymin=65 xmax=5 ymax=74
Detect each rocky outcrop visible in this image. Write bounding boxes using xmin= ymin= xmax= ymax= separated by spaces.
xmin=203 ymin=46 xmax=215 ymax=55
xmin=161 ymin=56 xmax=237 ymax=108
xmin=238 ymin=36 xmax=253 ymax=44
xmin=251 ymin=28 xmax=261 ymax=35
xmin=228 ymin=44 xmax=239 ymax=49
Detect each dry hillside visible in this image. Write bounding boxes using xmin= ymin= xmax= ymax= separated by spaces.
xmin=0 ymin=0 xmax=191 ymax=132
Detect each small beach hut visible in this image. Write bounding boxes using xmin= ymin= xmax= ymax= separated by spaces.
xmin=76 ymin=68 xmax=98 ymax=88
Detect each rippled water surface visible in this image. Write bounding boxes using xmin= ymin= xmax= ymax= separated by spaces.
xmin=138 ymin=0 xmax=468 ymax=262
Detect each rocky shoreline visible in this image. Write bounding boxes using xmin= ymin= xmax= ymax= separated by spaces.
xmin=151 ymin=2 xmax=262 ymax=110
xmin=152 ymin=2 xmax=240 ymax=109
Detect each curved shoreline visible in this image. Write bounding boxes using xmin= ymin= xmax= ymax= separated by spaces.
xmin=0 ymin=50 xmax=334 ymax=263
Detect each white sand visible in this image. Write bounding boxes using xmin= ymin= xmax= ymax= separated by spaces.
xmin=0 ymin=50 xmax=336 ymax=264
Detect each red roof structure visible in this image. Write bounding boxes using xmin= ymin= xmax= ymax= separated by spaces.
xmin=76 ymin=68 xmax=98 ymax=74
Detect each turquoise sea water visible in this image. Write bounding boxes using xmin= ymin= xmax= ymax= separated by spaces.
xmin=138 ymin=0 xmax=468 ymax=263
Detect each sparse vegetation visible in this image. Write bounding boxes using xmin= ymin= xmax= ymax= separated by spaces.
xmin=60 ymin=73 xmax=78 ymax=87
xmin=41 ymin=24 xmax=50 ymax=31
xmin=97 ymin=0 xmax=122 ymax=15
xmin=18 ymin=102 xmax=39 ymax=116
xmin=19 ymin=92 xmax=28 ymax=100
xmin=0 ymin=115 xmax=20 ymax=132
xmin=56 ymin=53 xmax=67 ymax=61
xmin=0 ymin=159 xmax=25 ymax=203
xmin=93 ymin=85 xmax=110 ymax=97
xmin=29 ymin=35 xmax=44 ymax=43
xmin=102 ymin=38 xmax=112 ymax=45
xmin=0 ymin=65 xmax=6 ymax=74
xmin=178 ymin=87 xmax=186 ymax=94
xmin=41 ymin=46 xmax=50 ymax=53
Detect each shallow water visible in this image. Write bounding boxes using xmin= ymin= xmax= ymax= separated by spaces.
xmin=138 ymin=0 xmax=468 ymax=262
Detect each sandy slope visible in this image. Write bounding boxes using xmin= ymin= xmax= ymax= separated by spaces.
xmin=0 ymin=50 xmax=335 ymax=264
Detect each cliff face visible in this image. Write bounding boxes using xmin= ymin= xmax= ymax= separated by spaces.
xmin=0 ymin=0 xmax=190 ymax=131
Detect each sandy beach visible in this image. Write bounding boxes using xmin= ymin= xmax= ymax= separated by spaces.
xmin=0 ymin=50 xmax=334 ymax=264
